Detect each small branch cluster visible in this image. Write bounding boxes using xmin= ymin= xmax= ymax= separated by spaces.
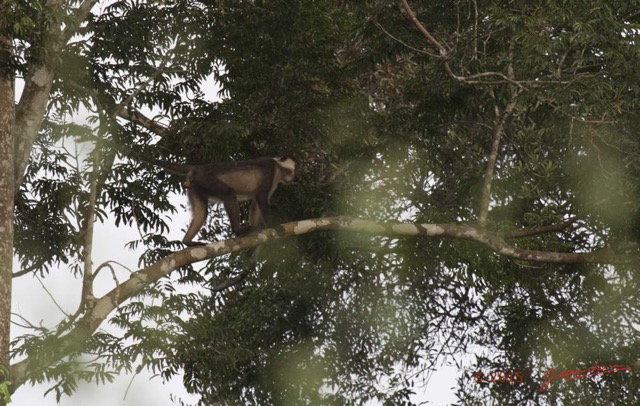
xmin=399 ymin=0 xmax=523 ymax=86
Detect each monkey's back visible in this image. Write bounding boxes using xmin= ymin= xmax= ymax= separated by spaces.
xmin=193 ymin=158 xmax=278 ymax=202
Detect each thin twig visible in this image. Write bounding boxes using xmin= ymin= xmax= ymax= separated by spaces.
xmin=373 ymin=20 xmax=438 ymax=57
xmin=94 ymin=260 xmax=134 ymax=279
xmin=34 ymin=275 xmax=69 ymax=317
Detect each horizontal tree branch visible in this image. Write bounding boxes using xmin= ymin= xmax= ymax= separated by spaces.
xmin=9 ymin=216 xmax=621 ymax=390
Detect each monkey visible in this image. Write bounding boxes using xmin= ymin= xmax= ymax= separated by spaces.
xmin=144 ymin=155 xmax=297 ymax=246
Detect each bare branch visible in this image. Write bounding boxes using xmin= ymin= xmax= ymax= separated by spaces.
xmin=9 ymin=313 xmax=43 ymax=332
xmin=94 ymin=261 xmax=134 ymax=279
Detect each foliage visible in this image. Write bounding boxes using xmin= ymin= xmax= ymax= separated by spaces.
xmin=0 ymin=0 xmax=45 ymax=77
xmin=0 ymin=365 xmax=10 ymax=403
xmin=7 ymin=0 xmax=640 ymax=405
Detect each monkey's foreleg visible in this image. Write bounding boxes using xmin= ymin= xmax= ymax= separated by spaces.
xmin=222 ymin=194 xmax=253 ymax=236
xmin=248 ymin=200 xmax=264 ymax=229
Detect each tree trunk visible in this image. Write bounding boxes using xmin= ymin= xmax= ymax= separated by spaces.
xmin=0 ymin=35 xmax=15 ymax=406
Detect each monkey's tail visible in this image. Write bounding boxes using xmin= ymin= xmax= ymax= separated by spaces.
xmin=120 ymin=147 xmax=193 ymax=176
xmin=147 ymin=158 xmax=194 ymax=175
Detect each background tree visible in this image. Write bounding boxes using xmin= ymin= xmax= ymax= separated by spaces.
xmin=1 ymin=0 xmax=639 ymax=405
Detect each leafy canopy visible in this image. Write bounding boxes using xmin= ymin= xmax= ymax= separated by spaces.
xmin=11 ymin=0 xmax=640 ymax=404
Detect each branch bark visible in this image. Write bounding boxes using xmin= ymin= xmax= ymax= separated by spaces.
xmin=8 ymin=216 xmax=620 ymax=390
xmin=0 ymin=35 xmax=15 ymax=406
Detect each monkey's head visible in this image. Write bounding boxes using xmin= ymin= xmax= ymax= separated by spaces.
xmin=275 ymin=155 xmax=297 ymax=184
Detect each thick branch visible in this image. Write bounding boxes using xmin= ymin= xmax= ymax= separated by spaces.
xmin=8 ymin=216 xmax=620 ymax=389
xmin=0 ymin=34 xmax=16 ymax=402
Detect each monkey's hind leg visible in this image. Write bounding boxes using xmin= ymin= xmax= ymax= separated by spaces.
xmin=182 ymin=188 xmax=209 ymax=247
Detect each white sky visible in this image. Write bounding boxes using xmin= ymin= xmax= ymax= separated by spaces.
xmin=11 ymin=212 xmax=203 ymax=406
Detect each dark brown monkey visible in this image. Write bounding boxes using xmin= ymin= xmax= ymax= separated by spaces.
xmin=148 ymin=156 xmax=297 ymax=246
